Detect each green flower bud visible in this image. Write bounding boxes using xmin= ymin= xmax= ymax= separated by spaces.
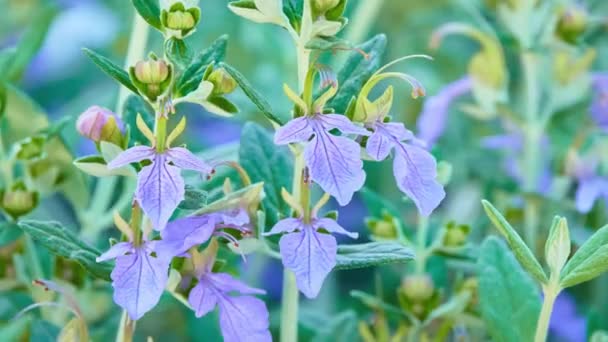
xmin=1 ymin=181 xmax=39 ymax=219
xmin=166 ymin=10 xmax=196 ymax=30
xmin=556 ymin=5 xmax=588 ymax=44
xmin=161 ymin=1 xmax=201 ymax=38
xmin=313 ymin=0 xmax=340 ymax=14
xmin=207 ymin=68 xmax=237 ymax=95
xmin=366 ymin=213 xmax=399 ymax=240
xmin=442 ymin=221 xmax=470 ymax=247
xmin=402 ymin=274 xmax=434 ymax=302
xmin=130 ymin=58 xmax=173 ymax=102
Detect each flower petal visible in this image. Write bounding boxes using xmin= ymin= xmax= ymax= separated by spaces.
xmin=279 ymin=228 xmax=337 ymax=298
xmin=136 ymin=155 xmax=185 ymax=230
xmin=111 ymin=246 xmax=169 ymax=320
xmin=366 ymin=130 xmax=394 ymax=161
xmin=305 ymin=131 xmax=365 ymax=206
xmin=264 ymin=217 xmax=303 ymax=236
xmin=188 ymin=281 xmax=219 ymax=318
xmin=107 ymin=146 xmax=155 ymax=169
xmin=575 ymin=177 xmax=604 ymax=213
xmin=158 ymin=214 xmax=217 ymax=257
xmin=314 ymin=218 xmax=358 ymax=239
xmin=319 ymin=114 xmax=370 ymax=136
xmin=217 ymin=207 xmax=250 ymax=227
xmin=96 ymin=242 xmax=134 ymax=262
xmin=207 ymin=273 xmax=266 ymax=295
xmin=274 ymin=117 xmax=314 ymax=145
xmin=166 ymin=147 xmax=213 ymax=174
xmin=393 ymin=142 xmax=445 ymax=216
xmin=218 ymin=296 xmax=272 ymax=342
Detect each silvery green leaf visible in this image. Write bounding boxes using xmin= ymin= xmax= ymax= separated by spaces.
xmin=82 ymin=48 xmax=139 ymax=94
xmin=194 ymin=182 xmax=264 ymax=214
xmin=122 ymin=95 xmax=155 ymax=146
xmin=334 ymin=242 xmax=414 ymax=270
xmin=73 ymin=155 xmax=133 ymax=178
xmin=478 ymin=237 xmax=541 ymax=342
xmin=18 ymin=220 xmax=113 ymax=281
xmin=239 ymin=123 xmax=293 ymax=226
xmin=305 ymin=36 xmax=353 ymax=51
xmin=310 ymin=17 xmax=344 ymax=37
xmin=544 ymin=216 xmax=570 ymax=276
xmin=177 ymin=35 xmax=228 ymax=96
xmin=178 ymin=185 xmax=208 ymax=210
xmin=228 ymin=0 xmax=290 ymax=27
xmin=220 ymin=62 xmax=285 ymax=124
xmin=176 ymin=81 xmax=236 ymax=117
xmin=560 ymin=224 xmax=608 ymax=288
xmin=481 ymin=200 xmax=548 ymax=284
xmin=165 ymin=37 xmax=193 ymax=70
xmin=132 ymin=0 xmax=163 ymax=30
xmin=423 ymin=291 xmax=471 ymax=326
xmin=0 ymin=221 xmax=22 ymax=248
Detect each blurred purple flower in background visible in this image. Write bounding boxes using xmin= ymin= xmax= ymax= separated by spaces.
xmin=567 ymin=152 xmax=608 ymax=214
xmin=549 ymin=292 xmax=586 ymax=342
xmin=590 ymin=73 xmax=608 ymax=130
xmin=417 ymin=77 xmax=472 ymax=146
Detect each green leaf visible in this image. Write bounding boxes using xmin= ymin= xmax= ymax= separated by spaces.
xmin=177 ymin=35 xmax=228 ymax=96
xmin=6 ymin=5 xmax=57 ymax=81
xmin=178 ymin=185 xmax=209 ymax=210
xmin=560 ymin=224 xmax=608 ymax=288
xmin=334 ymin=242 xmax=414 ymax=270
xmin=82 ymin=48 xmax=139 ymax=94
xmin=219 ymin=62 xmax=285 ymax=125
xmin=477 ymin=237 xmax=541 ymax=342
xmin=165 ymin=37 xmax=193 ymax=70
xmin=0 ymin=48 xmax=17 ymax=81
xmin=305 ymin=36 xmax=353 ymax=51
xmin=207 ymin=96 xmax=239 ymax=114
xmin=132 ymin=0 xmax=163 ymax=30
xmin=0 ymin=221 xmax=23 ymax=247
xmin=328 ymin=34 xmax=387 ymax=114
xmin=18 ymin=220 xmax=113 ymax=281
xmin=239 ymin=123 xmax=293 ymax=227
xmin=423 ymin=291 xmax=471 ymax=325
xmin=481 ymin=200 xmax=548 ymax=284
xmin=123 ymin=95 xmax=155 ymax=146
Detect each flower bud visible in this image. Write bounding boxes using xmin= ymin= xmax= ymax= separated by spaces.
xmin=442 ymin=221 xmax=470 ymax=247
xmin=1 ymin=181 xmax=39 ymax=219
xmin=366 ymin=213 xmax=399 ymax=240
xmin=545 ymin=217 xmax=571 ymax=275
xmin=130 ymin=59 xmax=172 ymax=102
xmin=556 ymin=5 xmax=588 ymax=44
xmin=402 ymin=275 xmax=434 ymax=302
xmin=207 ymin=68 xmax=237 ymax=95
xmin=76 ymin=106 xmax=125 ymax=146
xmin=312 ymin=0 xmax=340 ymax=15
xmin=161 ymin=1 xmax=201 ymax=38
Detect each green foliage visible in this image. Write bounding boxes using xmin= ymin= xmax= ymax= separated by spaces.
xmin=481 ymin=200 xmax=548 ymax=284
xmin=477 ymin=237 xmax=541 ymax=342
xmin=176 ymin=35 xmax=228 ymax=96
xmin=334 ymin=242 xmax=414 ymax=270
xmin=123 ymin=94 xmax=155 ymax=146
xmin=560 ymin=224 xmax=608 ymax=288
xmin=0 ymin=221 xmax=22 ymax=247
xmin=18 ymin=220 xmax=113 ymax=281
xmin=239 ymin=122 xmax=293 ymax=226
xmin=132 ymin=0 xmax=163 ymax=31
xmin=82 ymin=48 xmax=139 ymax=94
xmin=178 ymin=185 xmax=209 ymax=210
xmin=165 ymin=37 xmax=193 ymax=70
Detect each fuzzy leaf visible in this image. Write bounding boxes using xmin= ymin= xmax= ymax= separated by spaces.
xmin=0 ymin=221 xmax=22 ymax=247
xmin=329 ymin=34 xmax=387 ymax=114
xmin=239 ymin=123 xmax=292 ymax=226
xmin=18 ymin=220 xmax=112 ymax=280
xmin=481 ymin=200 xmax=548 ymax=284
xmin=165 ymin=37 xmax=193 ymax=70
xmin=123 ymin=95 xmax=155 ymax=146
xmin=560 ymin=224 xmax=608 ymax=288
xmin=178 ymin=185 xmax=209 ymax=210
xmin=177 ymin=35 xmax=228 ymax=96
xmin=334 ymin=242 xmax=414 ymax=270
xmin=305 ymin=36 xmax=353 ymax=51
xmin=131 ymin=0 xmax=162 ymax=31
xmin=82 ymin=48 xmax=139 ymax=94
xmin=219 ymin=62 xmax=285 ymax=125
xmin=477 ymin=237 xmax=541 ymax=342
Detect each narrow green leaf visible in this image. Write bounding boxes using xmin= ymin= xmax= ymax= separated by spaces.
xmin=0 ymin=221 xmax=22 ymax=247
xmin=178 ymin=185 xmax=209 ymax=210
xmin=239 ymin=122 xmax=293 ymax=227
xmin=219 ymin=62 xmax=285 ymax=125
xmin=7 ymin=5 xmax=57 ymax=81
xmin=18 ymin=220 xmax=112 ymax=281
xmin=477 ymin=237 xmax=541 ymax=342
xmin=131 ymin=0 xmax=163 ymax=30
xmin=82 ymin=48 xmax=139 ymax=94
xmin=165 ymin=37 xmax=193 ymax=70
xmin=305 ymin=36 xmax=353 ymax=51
xmin=177 ymin=35 xmax=228 ymax=96
xmin=334 ymin=242 xmax=414 ymax=270
xmin=560 ymin=224 xmax=608 ymax=288
xmin=328 ymin=34 xmax=387 ymax=113
xmin=0 ymin=48 xmax=17 ymax=81
xmin=423 ymin=291 xmax=471 ymax=325
xmin=123 ymin=95 xmax=155 ymax=146
xmin=481 ymin=200 xmax=548 ymax=284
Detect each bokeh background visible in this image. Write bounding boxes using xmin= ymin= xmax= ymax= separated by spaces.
xmin=2 ymin=0 xmax=608 ymax=341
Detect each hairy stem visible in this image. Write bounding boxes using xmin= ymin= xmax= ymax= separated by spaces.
xmin=534 ymin=282 xmax=560 ymax=342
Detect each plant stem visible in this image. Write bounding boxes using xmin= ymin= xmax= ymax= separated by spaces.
xmin=534 ymin=282 xmax=560 ymax=342
xmin=115 ymin=310 xmax=136 ymax=342
xmin=154 ymin=115 xmax=168 ymax=152
xmin=415 ymin=216 xmax=429 ymax=274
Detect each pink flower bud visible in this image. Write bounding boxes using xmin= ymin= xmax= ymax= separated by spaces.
xmin=76 ymin=106 xmax=124 ymax=144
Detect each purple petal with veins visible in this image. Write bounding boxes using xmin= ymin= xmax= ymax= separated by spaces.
xmin=158 ymin=214 xmax=217 ymax=257
xmin=166 ymin=147 xmax=214 ymax=174
xmin=107 ymin=145 xmax=155 ymax=169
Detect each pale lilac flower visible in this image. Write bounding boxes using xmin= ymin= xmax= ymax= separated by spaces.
xmin=590 ymin=73 xmax=608 ymax=130
xmin=107 ymin=146 xmax=212 ymax=230
xmin=365 ymin=121 xmax=445 ymax=216
xmin=158 ymin=207 xmax=251 ymax=257
xmin=97 ymin=239 xmax=169 ymax=320
xmin=549 ymin=292 xmax=586 ymax=342
xmin=188 ymin=249 xmax=271 ymax=341
xmin=265 ymin=215 xmax=358 ymax=298
xmin=569 ymin=153 xmax=608 ymax=213
xmin=417 ymin=77 xmax=472 ymax=146
xmin=274 ymin=114 xmax=370 ymax=206
xmin=76 ymin=105 xmax=124 ymax=142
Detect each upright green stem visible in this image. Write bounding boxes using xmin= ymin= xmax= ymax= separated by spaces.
xmin=116 ymin=12 xmax=149 ymax=115
xmin=115 ymin=311 xmax=136 ymax=342
xmin=534 ymin=280 xmax=561 ymax=342
xmin=415 ymin=216 xmax=429 ymax=274
xmin=154 ymin=115 xmax=168 ymax=152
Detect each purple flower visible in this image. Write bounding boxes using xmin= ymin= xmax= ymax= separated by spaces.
xmin=365 ymin=121 xmax=445 ymax=216
xmin=188 ymin=246 xmax=271 ymax=342
xmin=568 ymin=153 xmax=608 ymax=213
xmin=265 ymin=215 xmax=358 ymax=298
xmin=417 ymin=77 xmax=472 ymax=146
xmin=108 ymin=146 xmax=213 ymax=230
xmin=590 ymin=72 xmax=608 ymax=130
xmin=158 ymin=207 xmax=251 ymax=257
xmin=274 ymin=114 xmax=370 ymax=206
xmin=76 ymin=105 xmax=124 ymax=142
xmin=549 ymin=292 xmax=586 ymax=342
xmin=97 ymin=239 xmax=170 ymax=320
